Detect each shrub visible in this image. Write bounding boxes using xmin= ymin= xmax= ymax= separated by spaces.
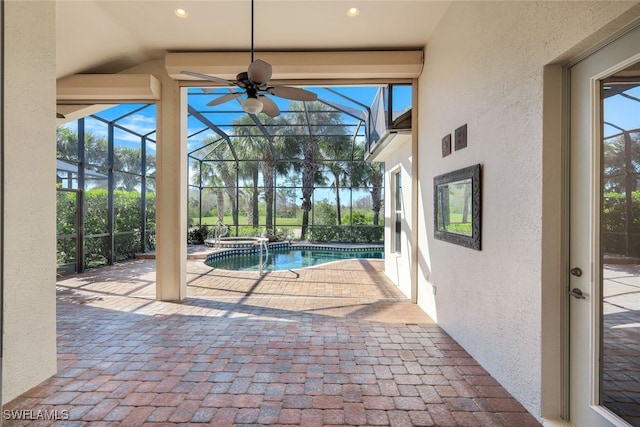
xmin=313 ymin=200 xmax=337 ymax=225
xmin=308 ymin=225 xmax=382 ymax=243
xmin=603 ymin=190 xmax=640 ymax=257
xmin=57 ymin=188 xmax=156 ymax=268
xmin=187 ymin=225 xmax=210 ymax=244
xmin=352 ymin=225 xmax=384 ymax=243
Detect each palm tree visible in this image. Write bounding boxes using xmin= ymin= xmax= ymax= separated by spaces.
xmin=233 ymin=114 xmax=294 ymax=234
xmin=190 ymin=156 xmax=223 ymax=225
xmin=282 ymin=101 xmax=346 ymax=239
xmin=321 ymin=135 xmax=351 ymax=225
xmin=238 ymin=161 xmax=260 ymax=226
xmin=604 ymin=133 xmax=640 ymax=192
xmin=276 ymin=173 xmax=300 ymax=218
xmin=58 ymin=127 xmax=156 ymax=192
xmin=114 ymin=146 xmax=144 ymax=191
xmin=215 ymin=160 xmax=239 ymax=227
xmin=367 ymin=163 xmax=384 ymax=225
xmin=194 ymin=136 xmax=239 ymax=227
xmin=84 ymin=133 xmax=108 ymax=167
xmin=57 ymin=126 xmax=79 ymax=160
xmin=234 ymin=116 xmax=272 ymax=229
xmin=56 ymin=127 xmax=108 ymax=167
xmin=352 ymin=143 xmax=384 ymax=225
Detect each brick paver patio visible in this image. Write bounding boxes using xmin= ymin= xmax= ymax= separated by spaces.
xmin=3 ymin=258 xmax=540 ymax=426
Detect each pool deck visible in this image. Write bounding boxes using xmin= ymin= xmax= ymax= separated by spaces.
xmin=135 ymin=245 xmax=224 ymax=260
xmin=2 ymin=258 xmax=541 ymax=426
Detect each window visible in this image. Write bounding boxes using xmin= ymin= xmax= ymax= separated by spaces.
xmin=394 ymin=171 xmax=402 ymax=253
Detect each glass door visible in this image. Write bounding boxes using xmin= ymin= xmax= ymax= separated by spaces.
xmin=600 ymin=66 xmax=640 ymax=427
xmin=567 ymin=25 xmax=640 ymax=427
xmin=569 ymin=25 xmax=640 ymax=426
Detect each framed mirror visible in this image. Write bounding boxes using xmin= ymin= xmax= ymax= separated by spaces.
xmin=433 ymin=164 xmax=481 ymax=250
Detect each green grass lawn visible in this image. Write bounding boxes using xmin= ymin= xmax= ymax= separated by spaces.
xmin=444 ymin=212 xmax=472 ymax=236
xmin=445 ymin=223 xmax=472 ymax=235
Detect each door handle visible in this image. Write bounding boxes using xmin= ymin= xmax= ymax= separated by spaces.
xmin=569 ymin=288 xmax=586 ymax=299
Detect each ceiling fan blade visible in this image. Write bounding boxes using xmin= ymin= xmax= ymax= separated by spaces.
xmin=181 ymin=71 xmax=237 ymax=86
xmin=269 ymin=86 xmax=318 ymax=102
xmin=259 ymin=95 xmax=280 ymax=117
xmin=206 ymin=92 xmax=243 ymax=106
xmin=247 ymin=59 xmax=272 ymax=85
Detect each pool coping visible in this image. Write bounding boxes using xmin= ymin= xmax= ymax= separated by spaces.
xmin=204 ymin=241 xmax=385 ymax=264
xmin=135 ymin=242 xmax=384 ymax=261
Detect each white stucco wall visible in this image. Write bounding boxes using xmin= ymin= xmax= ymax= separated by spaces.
xmin=417 ymin=1 xmax=640 ymax=419
xmin=380 ymin=137 xmax=414 ymax=298
xmin=3 ymin=1 xmax=58 ymax=402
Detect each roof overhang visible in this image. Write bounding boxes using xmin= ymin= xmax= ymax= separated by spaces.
xmin=365 ymin=130 xmax=412 ymax=163
xmin=56 ymin=74 xmax=161 ymax=103
xmin=166 ymin=50 xmax=424 ymax=81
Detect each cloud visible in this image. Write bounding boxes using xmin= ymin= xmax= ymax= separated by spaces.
xmin=79 ymin=109 xmax=157 ymax=147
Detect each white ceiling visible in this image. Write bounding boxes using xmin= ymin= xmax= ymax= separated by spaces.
xmin=56 ymin=0 xmax=451 ymax=79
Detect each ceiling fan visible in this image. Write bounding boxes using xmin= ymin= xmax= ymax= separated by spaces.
xmin=181 ymin=0 xmax=317 ymax=117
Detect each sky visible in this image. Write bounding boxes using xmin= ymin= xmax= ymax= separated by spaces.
xmin=603 ymin=85 xmax=640 ymax=139
xmin=61 ymin=84 xmax=413 ymax=158
xmin=60 ymin=80 xmax=640 ymax=151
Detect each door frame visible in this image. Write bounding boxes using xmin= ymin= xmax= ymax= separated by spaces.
xmin=56 ymin=187 xmax=83 ymax=275
xmin=564 ymin=22 xmax=640 ymax=425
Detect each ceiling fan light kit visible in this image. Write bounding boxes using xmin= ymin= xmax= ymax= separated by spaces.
xmin=242 ymin=97 xmax=263 ymax=114
xmin=181 ymin=0 xmax=317 ymax=117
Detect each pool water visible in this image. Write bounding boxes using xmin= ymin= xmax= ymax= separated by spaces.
xmin=206 ymin=248 xmax=384 ymax=272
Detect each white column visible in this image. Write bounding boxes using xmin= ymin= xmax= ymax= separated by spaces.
xmin=3 ymin=1 xmax=57 ymax=402
xmin=155 ymin=68 xmax=187 ymax=301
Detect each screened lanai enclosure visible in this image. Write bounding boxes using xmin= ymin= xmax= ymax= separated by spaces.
xmin=56 ymin=104 xmax=157 ymax=274
xmin=602 ymin=82 xmax=640 ymax=259
xmin=56 ymin=84 xmax=411 ymax=274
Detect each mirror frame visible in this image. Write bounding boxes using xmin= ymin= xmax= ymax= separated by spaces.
xmin=433 ymin=163 xmax=481 ymax=250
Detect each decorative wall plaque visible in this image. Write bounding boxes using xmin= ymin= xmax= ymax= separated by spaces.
xmin=455 ymin=124 xmax=467 ymax=151
xmin=442 ymin=134 xmax=452 ymax=157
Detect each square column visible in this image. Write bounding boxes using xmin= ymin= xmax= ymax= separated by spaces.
xmin=155 ymin=77 xmax=187 ymax=301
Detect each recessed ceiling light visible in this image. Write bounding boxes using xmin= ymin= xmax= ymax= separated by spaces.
xmin=174 ymin=8 xmax=188 ymax=18
xmin=347 ymin=7 xmax=359 ymax=17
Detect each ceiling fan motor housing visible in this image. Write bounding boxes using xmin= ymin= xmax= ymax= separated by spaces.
xmin=236 ymin=72 xmax=250 ymax=88
xmin=245 ymin=85 xmax=260 ymax=100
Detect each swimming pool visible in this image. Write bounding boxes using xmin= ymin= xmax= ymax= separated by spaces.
xmin=205 ymin=246 xmax=384 ymax=272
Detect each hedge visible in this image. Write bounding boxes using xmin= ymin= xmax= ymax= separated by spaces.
xmin=603 ymin=190 xmax=640 ymax=257
xmin=57 ymin=188 xmax=156 ymax=268
xmin=308 ymin=225 xmax=383 ymax=243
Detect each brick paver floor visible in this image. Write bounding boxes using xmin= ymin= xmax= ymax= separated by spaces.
xmin=602 ymin=263 xmax=640 ymax=425
xmin=3 ymin=258 xmax=541 ymax=426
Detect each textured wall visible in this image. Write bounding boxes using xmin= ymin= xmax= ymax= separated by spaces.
xmin=417 ymin=1 xmax=639 ymax=419
xmin=3 ymin=1 xmax=58 ymax=402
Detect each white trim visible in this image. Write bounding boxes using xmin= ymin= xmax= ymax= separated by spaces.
xmin=588 ymin=71 xmax=602 ymax=412
xmin=588 ymin=51 xmax=640 ymax=419
xmin=57 ymin=74 xmax=161 ymax=102
xmin=542 ymin=418 xmax=573 ymax=427
xmin=392 ymin=168 xmax=403 ymax=255
xmin=166 ymin=51 xmax=424 ymax=81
